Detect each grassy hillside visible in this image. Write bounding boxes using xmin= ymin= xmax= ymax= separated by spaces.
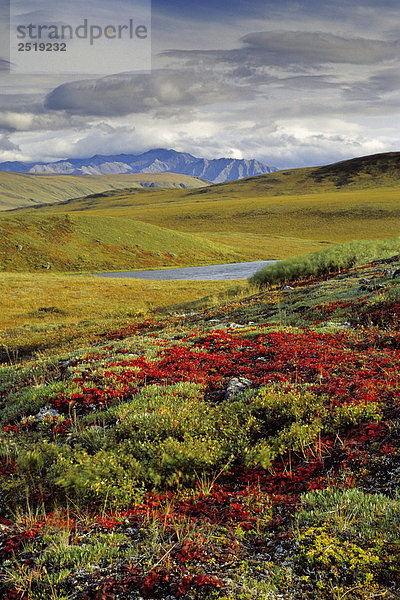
xmin=1 ymin=249 xmax=400 ymax=600
xmin=4 ymin=151 xmax=400 ymax=271
xmin=84 ymin=186 xmax=400 ymax=242
xmin=0 ymin=171 xmax=208 ymax=211
xmin=0 ymin=213 xmax=256 ymax=272
xmin=200 ymin=150 xmax=400 ymax=195
xmin=17 ymin=158 xmax=400 ymax=263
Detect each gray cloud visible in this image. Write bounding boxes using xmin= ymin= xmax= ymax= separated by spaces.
xmin=0 ymin=134 xmax=20 ymax=151
xmin=163 ymin=31 xmax=400 ymax=73
xmin=45 ymin=69 xmax=247 ymax=116
xmin=0 ymin=110 xmax=85 ymax=132
xmin=344 ymin=69 xmax=400 ymax=101
xmin=47 ymin=30 xmax=389 ymax=121
xmin=0 ymin=59 xmax=10 ymax=72
xmin=274 ymin=74 xmax=339 ymax=90
xmin=240 ymin=31 xmax=399 ymax=66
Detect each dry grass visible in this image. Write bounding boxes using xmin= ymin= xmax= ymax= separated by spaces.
xmin=0 ymin=272 xmax=248 ymax=359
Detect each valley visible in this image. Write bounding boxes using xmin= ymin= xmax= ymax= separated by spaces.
xmin=1 ymin=152 xmax=400 ymax=274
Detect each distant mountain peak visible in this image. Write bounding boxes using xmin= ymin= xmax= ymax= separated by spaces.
xmin=0 ymin=149 xmax=277 ymax=183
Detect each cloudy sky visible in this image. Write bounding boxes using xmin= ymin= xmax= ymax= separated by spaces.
xmin=1 ymin=0 xmax=400 ymax=168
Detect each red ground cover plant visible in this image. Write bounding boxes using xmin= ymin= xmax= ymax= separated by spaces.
xmin=1 ymin=269 xmax=400 ymax=599
xmin=51 ymin=328 xmax=400 ymax=419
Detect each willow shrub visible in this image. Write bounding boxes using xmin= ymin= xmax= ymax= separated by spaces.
xmin=250 ymin=237 xmax=400 ymax=285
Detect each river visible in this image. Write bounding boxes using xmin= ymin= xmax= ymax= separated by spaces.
xmin=94 ymin=260 xmax=276 ymax=281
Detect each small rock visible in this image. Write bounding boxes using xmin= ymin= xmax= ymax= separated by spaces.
xmin=325 ymin=321 xmax=351 ymax=329
xmin=225 ymin=377 xmax=252 ymax=400
xmin=58 ymin=359 xmax=70 ymax=370
xmin=360 ymin=283 xmax=384 ymax=292
xmin=393 ymin=269 xmax=400 ymax=278
xmin=228 ymin=323 xmax=245 ymax=329
xmin=293 ymin=304 xmax=308 ymax=312
xmin=36 ymin=407 xmax=60 ymax=421
xmin=283 ymin=285 xmax=294 ymax=291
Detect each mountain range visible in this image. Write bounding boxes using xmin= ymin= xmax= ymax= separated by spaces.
xmin=0 ymin=148 xmax=277 ymax=183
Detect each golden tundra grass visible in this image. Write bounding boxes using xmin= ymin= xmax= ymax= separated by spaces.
xmin=0 ymin=272 xmax=248 ymax=358
xmin=27 ymin=183 xmax=400 ymax=255
xmin=92 ymin=187 xmax=400 ymax=242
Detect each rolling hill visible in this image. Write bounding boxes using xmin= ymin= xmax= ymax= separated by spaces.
xmin=0 ymin=171 xmax=208 ymax=211
xmin=187 ymin=150 xmax=400 ymax=197
xmin=0 ymin=213 xmax=255 ymax=272
xmin=3 ymin=151 xmax=400 ymax=272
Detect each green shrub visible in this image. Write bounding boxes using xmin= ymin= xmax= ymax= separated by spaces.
xmin=294 ymin=488 xmax=400 ymax=597
xmin=250 ymin=237 xmax=400 ymax=285
xmin=244 ymin=388 xmax=325 ymax=468
xmin=326 ymin=402 xmax=382 ymax=433
xmin=54 ymin=448 xmax=144 ymax=507
xmin=297 ymin=487 xmax=400 ymax=541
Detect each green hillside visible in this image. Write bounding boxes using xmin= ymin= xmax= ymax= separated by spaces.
xmin=0 ymin=212 xmax=254 ymax=272
xmin=14 ymin=151 xmax=400 ymax=265
xmin=196 ymin=150 xmax=400 ymax=196
xmin=3 ymin=151 xmax=400 ymax=271
xmin=0 ymin=171 xmax=208 ymax=211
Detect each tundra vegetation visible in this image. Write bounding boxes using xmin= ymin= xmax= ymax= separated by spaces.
xmin=1 ymin=154 xmax=400 ymax=598
xmin=1 ymin=237 xmax=400 ymax=599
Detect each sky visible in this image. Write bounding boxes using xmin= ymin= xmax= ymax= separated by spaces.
xmin=1 ymin=0 xmax=400 ymax=168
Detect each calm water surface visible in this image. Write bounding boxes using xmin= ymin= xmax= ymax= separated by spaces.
xmin=94 ymin=260 xmax=276 ymax=281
